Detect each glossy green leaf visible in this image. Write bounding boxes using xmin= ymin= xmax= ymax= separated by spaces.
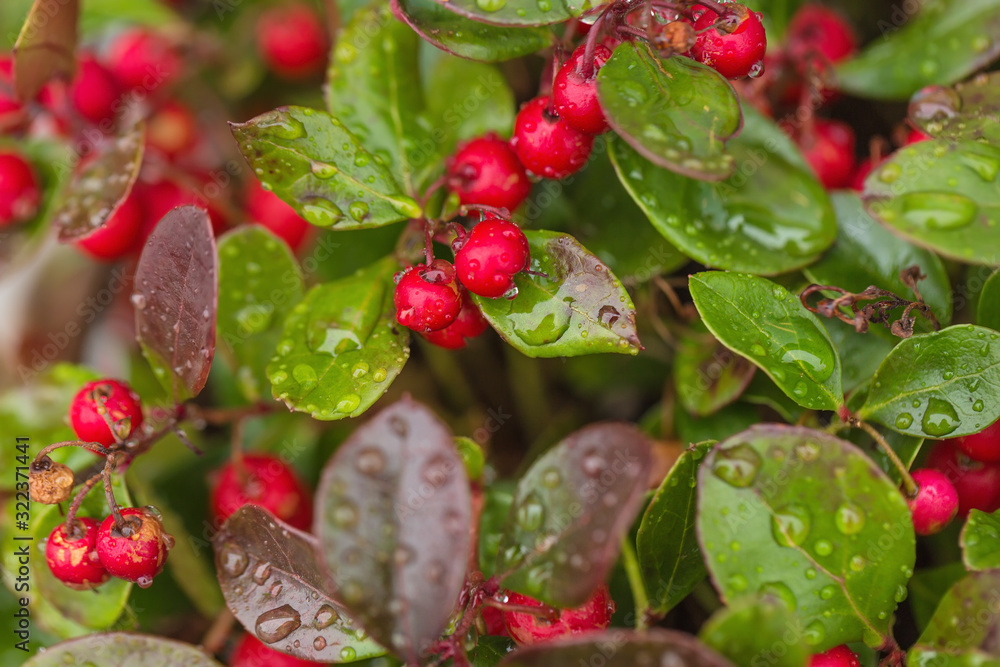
xmin=393 ymin=0 xmax=552 ymax=62
xmin=637 ymin=442 xmax=711 ymax=616
xmin=822 ymin=319 xmax=895 ymax=395
xmin=690 ymin=272 xmax=844 ymax=412
xmin=805 ymin=192 xmax=953 ymax=326
xmin=80 ymin=0 xmax=177 ymax=33
xmin=907 ymin=563 xmax=968 ymax=633
xmin=699 ymin=596 xmax=809 ymax=667
xmin=598 ymin=43 xmax=741 ymax=180
xmin=266 ymin=257 xmax=409 ymax=420
xmin=961 ymin=508 xmax=1000 ymax=570
xmin=496 ymin=423 xmax=652 ymax=607
xmin=907 ymin=571 xmax=1000 ymax=665
xmin=740 ymin=375 xmax=804 ymax=424
xmin=423 ymin=57 xmax=516 ymax=155
xmin=217 ymin=226 xmax=304 ymax=403
xmin=611 ymin=108 xmax=835 ymax=275
xmin=497 ymin=629 xmax=737 ymax=667
xmin=909 ymin=72 xmax=1000 ymax=144
xmin=473 ymin=231 xmax=641 ymax=358
xmin=22 ymin=633 xmax=224 ymax=666
xmin=478 ymin=481 xmax=515 ymax=579
xmin=858 ymin=325 xmax=1000 ymax=438
xmin=845 ymin=389 xmax=924 ymax=485
xmin=676 ymin=323 xmax=757 ymax=417
xmin=836 ymin=0 xmax=1000 ymax=100
xmin=977 ymin=269 xmax=1000 ymax=331
xmin=423 ymin=0 xmax=595 ymax=27
xmin=231 ymin=106 xmax=422 ymax=230
xmin=470 ymin=636 xmax=516 ymax=666
xmin=698 ymin=425 xmax=916 ymax=651
xmin=863 ymin=140 xmax=1000 ymax=265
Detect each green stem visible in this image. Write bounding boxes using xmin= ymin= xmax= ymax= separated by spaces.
xmin=620 ymin=537 xmax=650 ymax=630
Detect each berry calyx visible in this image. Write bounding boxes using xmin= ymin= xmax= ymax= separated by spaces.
xmin=245 ymin=180 xmax=312 ymax=252
xmin=786 ymin=4 xmax=857 ymax=73
xmin=796 ymin=119 xmax=856 ymax=190
xmin=907 ymin=468 xmax=959 ymax=536
xmin=446 ymin=135 xmax=532 ymax=212
xmin=45 ymin=518 xmax=110 ymax=590
xmin=69 ymin=379 xmax=144 ymax=447
xmin=454 ymin=218 xmax=530 ymax=299
xmin=502 ymin=584 xmax=614 ymax=646
xmin=690 ymin=3 xmax=767 ymax=79
xmin=553 ymin=43 xmax=613 ymax=135
xmin=511 ymin=96 xmax=594 ymax=180
xmin=76 ymin=191 xmax=144 ymax=261
xmin=96 ymin=507 xmax=173 ymax=587
xmin=229 ymin=633 xmax=324 ymax=666
xmin=210 ymin=453 xmax=313 ymax=531
xmin=927 ymin=439 xmax=1000 ymax=516
xmin=256 ymin=3 xmax=328 ymax=79
xmin=394 ymin=259 xmax=463 ymax=333
xmin=421 ymin=289 xmax=489 ymax=350
xmin=69 ymin=54 xmax=122 ymax=125
xmin=954 ymin=421 xmax=1000 ymax=463
xmin=809 ymin=644 xmax=860 ymax=667
xmin=0 ymin=150 xmax=41 ymax=227
xmin=105 ymin=28 xmax=182 ymax=93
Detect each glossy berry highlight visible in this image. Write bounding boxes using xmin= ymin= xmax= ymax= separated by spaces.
xmin=907 ymin=468 xmax=959 ymax=536
xmin=210 ymin=453 xmax=313 ymax=531
xmin=446 ymin=134 xmax=532 ymax=212
xmin=454 ymin=218 xmax=530 ymax=299
xmin=690 ymin=3 xmax=767 ymax=79
xmin=0 ymin=150 xmax=41 ymax=227
xmin=511 ymin=96 xmax=594 ymax=180
xmin=96 ymin=507 xmax=173 ymax=587
xmin=502 ymin=584 xmax=614 ymax=646
xmin=394 ymin=259 xmax=463 ymax=333
xmin=553 ymin=43 xmax=613 ymax=135
xmin=809 ymin=644 xmax=860 ymax=667
xmin=69 ymin=379 xmax=144 ymax=447
xmin=45 ymin=518 xmax=110 ymax=590
xmin=421 ymin=289 xmax=489 ymax=350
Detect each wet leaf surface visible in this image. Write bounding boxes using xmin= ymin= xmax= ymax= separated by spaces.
xmin=858 ymin=325 xmax=1000 ymax=438
xmin=909 ymin=71 xmax=1000 ymax=144
xmin=496 ymin=629 xmax=737 ymax=667
xmin=845 ymin=388 xmax=924 ymax=485
xmin=977 ymin=268 xmax=1000 ymax=332
xmin=314 ymin=398 xmax=471 ymax=663
xmin=424 ymin=0 xmax=591 ymax=27
xmin=22 ymin=633 xmax=223 ymax=666
xmin=961 ymin=508 xmax=1000 ymax=570
xmin=133 ymin=206 xmax=218 ymax=402
xmin=698 ymin=425 xmax=915 ymax=652
xmin=907 ymin=571 xmax=1000 ymax=665
xmin=469 ymin=636 xmax=516 ymax=666
xmin=496 ymin=423 xmax=652 ymax=607
xmin=266 ymin=257 xmax=409 ymax=420
xmin=473 ymin=231 xmax=641 ymax=358
xmin=12 ymin=0 xmax=79 ymax=100
xmin=699 ymin=596 xmax=810 ymax=667
xmin=676 ymin=323 xmax=757 ymax=417
xmin=822 ymin=318 xmax=895 ymax=395
xmin=213 ymin=506 xmax=385 ymax=663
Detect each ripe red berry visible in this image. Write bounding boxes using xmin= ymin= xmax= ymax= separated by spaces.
xmin=256 ymin=3 xmax=328 ymax=79
xmin=0 ymin=56 xmax=26 ymax=131
xmin=76 ymin=191 xmax=144 ymax=261
xmin=96 ymin=507 xmax=173 ymax=587
xmin=44 ymin=518 xmax=110 ymax=590
xmin=69 ymin=379 xmax=144 ymax=447
xmin=446 ymin=134 xmax=532 ymax=212
xmin=955 ymin=421 xmax=1000 ymax=464
xmin=0 ymin=150 xmax=41 ymax=227
xmin=229 ymin=632 xmax=324 ymax=666
xmin=454 ymin=218 xmax=530 ymax=299
xmin=502 ymin=584 xmax=614 ymax=646
xmin=481 ymin=605 xmax=509 ymax=637
xmin=928 ymin=439 xmax=1000 ymax=516
xmin=796 ymin=119 xmax=856 ymax=190
xmin=904 ymin=128 xmax=932 ymax=145
xmin=394 ymin=259 xmax=463 ymax=332
xmin=690 ymin=3 xmax=767 ymax=79
xmin=787 ymin=4 xmax=857 ymax=71
xmin=105 ymin=28 xmax=182 ymax=93
xmin=245 ymin=181 xmax=312 ymax=252
xmin=69 ymin=55 xmax=122 ymax=125
xmin=210 ymin=454 xmax=313 ymax=531
xmin=850 ymin=157 xmax=876 ymax=192
xmin=146 ymin=101 xmax=198 ymax=158
xmin=511 ymin=96 xmax=594 ymax=180
xmin=809 ymin=644 xmax=860 ymax=667
xmin=421 ymin=289 xmax=489 ymax=350
xmin=907 ymin=468 xmax=959 ymax=536
xmin=553 ymin=43 xmax=613 ymax=135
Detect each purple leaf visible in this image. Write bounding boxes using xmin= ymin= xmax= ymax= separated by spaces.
xmin=12 ymin=0 xmax=79 ymax=101
xmin=496 ymin=629 xmax=737 ymax=667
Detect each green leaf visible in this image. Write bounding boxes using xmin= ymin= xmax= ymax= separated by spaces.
xmin=423 ymin=57 xmax=516 ymax=153
xmin=844 ymin=390 xmax=924 ymax=485
xmin=676 ymin=323 xmax=757 ymax=417
xmin=473 ymin=231 xmax=641 ymax=358
xmin=422 ymin=0 xmax=593 ymax=27
xmin=478 ymin=481 xmax=516 ymax=578
xmin=80 ymin=0 xmax=177 ymax=33
xmin=496 ymin=423 xmax=652 ymax=607
xmin=267 ymin=257 xmax=409 ymax=420
xmin=497 ymin=629 xmax=738 ymax=667
xmin=675 ymin=402 xmax=759 ymax=447
xmin=836 ymin=0 xmax=1000 ymax=100
xmin=217 ymin=226 xmax=305 ymax=403
xmin=469 ymin=636 xmax=516 ymax=666
xmin=962 ymin=508 xmax=1000 ymax=570
xmin=909 ymin=72 xmax=1000 ymax=144
xmin=805 ymin=191 xmax=953 ymax=326
xmin=977 ymin=268 xmax=1000 ymax=331
xmin=598 ymin=44 xmax=741 ymax=181
xmin=393 ymin=0 xmax=552 ymax=62
xmin=740 ymin=374 xmax=804 ymax=423
xmin=907 ymin=562 xmax=968 ymax=632
xmin=699 ymin=596 xmax=809 ymax=667
xmin=823 ymin=319 xmax=895 ymax=395
xmin=610 ymin=108 xmax=835 ymax=275
xmin=23 ymin=633 xmax=224 ymax=666
xmin=862 ymin=140 xmax=1000 ymax=265
xmin=231 ymin=106 xmax=422 ymax=230
xmin=697 ymin=425 xmax=916 ymax=651
xmin=637 ymin=442 xmax=711 ymax=616
xmin=858 ymin=325 xmax=1000 ymax=438
xmin=907 ymin=571 xmax=1000 ymax=665
xmin=690 ymin=272 xmax=844 ymax=412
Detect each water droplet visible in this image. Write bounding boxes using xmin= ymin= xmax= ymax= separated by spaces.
xmin=581 ymin=451 xmax=605 ymax=478
xmin=258 ymin=114 xmax=307 ymax=140
xmin=759 ymin=581 xmax=797 ymax=611
xmin=803 ymin=620 xmax=826 ymax=646
xmin=255 ymin=604 xmax=301 ymax=643
xmin=835 ymin=503 xmax=866 ymax=535
xmin=750 ymin=343 xmax=767 ymax=356
xmin=130 ymin=293 xmax=147 ymax=309
xmin=921 ymin=397 xmax=960 ymax=436
xmin=516 ymin=492 xmax=546 ymax=532
xmin=813 ymin=539 xmax=833 ymax=557
xmin=356 ymin=447 xmax=386 ymax=476
xmin=895 ymin=412 xmax=914 ymax=429
xmin=313 ymin=636 xmax=327 ymax=650
xmin=340 ymin=646 xmax=357 ymax=660
xmin=219 ymin=542 xmax=249 ymax=577
xmin=541 ymin=467 xmax=562 ymax=488
xmin=899 ymin=192 xmax=978 ymax=231
xmin=849 ymin=555 xmax=866 ymax=572
xmin=332 ymin=500 xmax=359 ymax=529
xmin=878 ymin=163 xmax=902 ymax=183
xmin=475 ymin=0 xmax=506 ymax=10
xmin=349 ymin=201 xmax=370 ymax=221
xmin=973 ymin=400 xmax=985 ymax=412
xmin=311 ymin=161 xmax=338 ymax=179
xmin=712 ymin=443 xmax=762 ymax=487
xmin=336 ymin=394 xmax=362 ymax=414
xmin=302 ymin=199 xmax=344 ymax=227
xmin=351 ymin=362 xmax=369 ymax=378
xmin=894 ymin=585 xmax=908 ymax=603
xmin=314 ymin=604 xmax=340 ymax=629
xmin=819 ymin=584 xmax=837 ymax=600
xmin=236 ymin=304 xmax=273 ymax=334
xmin=372 ymin=368 xmax=388 ymax=382
xmin=771 ymin=503 xmax=812 ymax=547
xmin=727 ymin=573 xmax=748 ymax=592
xmin=292 ymin=364 xmax=318 ymax=392
xmin=252 ymin=562 xmax=272 ymax=585
xmin=961 ymin=152 xmax=1000 ymax=182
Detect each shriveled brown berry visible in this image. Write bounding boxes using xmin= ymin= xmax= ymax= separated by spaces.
xmin=654 ymin=20 xmax=696 ymax=54
xmin=29 ymin=457 xmax=76 ymax=504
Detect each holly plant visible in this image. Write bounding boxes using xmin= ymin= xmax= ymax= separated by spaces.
xmin=3 ymin=0 xmax=1000 ymax=665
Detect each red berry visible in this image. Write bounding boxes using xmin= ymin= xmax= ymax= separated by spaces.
xmin=256 ymin=3 xmax=328 ymax=79
xmin=69 ymin=379 xmax=144 ymax=447
xmin=229 ymin=633 xmax=324 ymax=666
xmin=905 ymin=127 xmax=932 ymax=145
xmin=927 ymin=439 xmax=1000 ymax=516
xmin=0 ymin=150 xmax=41 ymax=227
xmin=553 ymin=44 xmax=613 ymax=135
xmin=421 ymin=289 xmax=489 ymax=349
xmin=394 ymin=259 xmax=463 ymax=332
xmin=502 ymin=584 xmax=614 ymax=646
xmin=0 ymin=55 xmax=26 ymax=131
xmin=796 ymin=119 xmax=856 ymax=190
xmin=96 ymin=507 xmax=173 ymax=587
xmin=481 ymin=605 xmax=509 ymax=637
xmin=787 ymin=4 xmax=857 ymax=71
xmin=136 ymin=176 xmax=228 ymax=243
xmin=105 ymin=28 xmax=182 ymax=92
xmin=44 ymin=518 xmax=110 ymax=590
xmin=809 ymin=645 xmax=860 ymax=667
xmin=210 ymin=453 xmax=313 ymax=531
xmin=446 ymin=134 xmax=531 ymax=212
xmin=245 ymin=181 xmax=312 ymax=252
xmin=511 ymin=96 xmax=594 ymax=180
xmin=76 ymin=191 xmax=144 ymax=261
xmin=691 ymin=3 xmax=767 ymax=79
xmin=454 ymin=218 xmax=530 ymax=299
xmin=849 ymin=157 xmax=876 ymax=192
xmin=146 ymin=101 xmax=198 ymax=158
xmin=907 ymin=468 xmax=959 ymax=536
xmin=69 ymin=55 xmax=122 ymax=125
xmin=955 ymin=421 xmax=1000 ymax=464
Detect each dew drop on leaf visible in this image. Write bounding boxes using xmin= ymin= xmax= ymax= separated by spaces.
xmin=834 ymin=503 xmax=866 ymax=535
xmin=255 ymin=604 xmax=301 ymax=643
xmin=712 ymin=443 xmax=762 ymax=488
xmin=219 ymin=542 xmax=249 ymax=577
